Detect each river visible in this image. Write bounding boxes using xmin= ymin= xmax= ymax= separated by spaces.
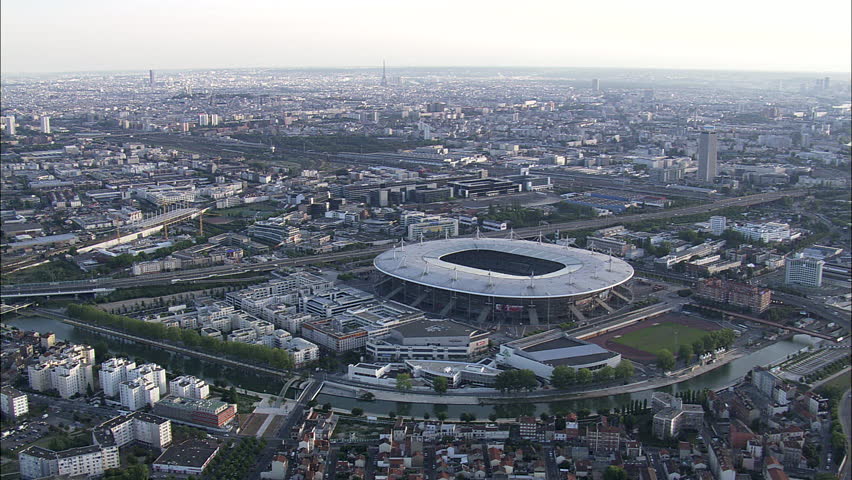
xmin=3 ymin=315 xmax=813 ymax=419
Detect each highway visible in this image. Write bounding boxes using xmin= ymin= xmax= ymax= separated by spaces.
xmin=2 ymin=190 xmax=804 ymax=298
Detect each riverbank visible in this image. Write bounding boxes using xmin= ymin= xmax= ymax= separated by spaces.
xmin=320 ymin=348 xmax=748 ymax=405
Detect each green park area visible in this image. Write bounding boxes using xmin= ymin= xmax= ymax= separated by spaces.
xmin=613 ymin=322 xmax=710 ymax=355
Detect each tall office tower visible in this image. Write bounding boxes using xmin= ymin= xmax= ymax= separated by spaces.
xmin=591 ymin=78 xmax=601 ymax=91
xmin=823 ymin=77 xmax=830 ymax=90
xmin=697 ymin=128 xmax=718 ymax=183
xmin=40 ymin=116 xmax=51 ymax=134
xmin=380 ymin=60 xmax=388 ymax=86
xmin=1 ymin=116 xmax=15 ymax=135
xmin=149 ymin=69 xmax=155 ymax=87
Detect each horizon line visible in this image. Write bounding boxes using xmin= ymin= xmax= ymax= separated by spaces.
xmin=1 ymin=64 xmax=850 ymax=77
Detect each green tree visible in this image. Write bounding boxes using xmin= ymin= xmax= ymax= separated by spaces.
xmin=396 ymin=373 xmax=413 ymax=392
xmin=551 ymin=365 xmax=576 ymax=388
xmin=594 ymin=365 xmax=615 ymax=382
xmin=678 ymin=344 xmax=693 ymax=362
xmin=604 ymin=466 xmax=627 ymax=480
xmin=614 ymin=360 xmax=634 ymax=379
xmin=351 ymin=407 xmax=363 ymax=417
xmin=433 ymin=376 xmax=448 ymax=394
xmin=657 ymin=349 xmax=676 ymax=371
xmin=576 ymin=368 xmax=593 ymax=384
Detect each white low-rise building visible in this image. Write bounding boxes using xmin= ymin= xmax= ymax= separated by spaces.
xmin=168 ymin=376 xmax=209 ymax=400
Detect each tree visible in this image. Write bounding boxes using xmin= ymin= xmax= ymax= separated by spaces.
xmin=395 ymin=373 xmax=413 ymax=392
xmin=702 ymin=334 xmax=716 ymax=352
xmin=614 ymin=360 xmax=634 ymax=379
xmin=604 ymin=466 xmax=627 ymax=480
xmin=576 ymin=368 xmax=593 ymax=384
xmin=692 ymin=339 xmax=705 ymax=356
xmin=657 ymin=349 xmax=675 ymax=371
xmin=351 ymin=407 xmax=363 ymax=417
xmin=678 ymin=344 xmax=693 ymax=362
xmin=595 ymin=366 xmax=615 ymax=382
xmin=551 ymin=365 xmax=576 ymax=389
xmin=433 ymin=377 xmax=448 ymax=394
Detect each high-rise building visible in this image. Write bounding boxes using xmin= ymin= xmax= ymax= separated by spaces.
xmin=99 ymin=358 xmax=137 ymax=397
xmin=710 ymin=216 xmax=727 ymax=236
xmin=381 ymin=60 xmax=387 ymax=86
xmin=40 ymin=116 xmax=51 ymax=134
xmin=149 ymin=69 xmax=156 ymax=87
xmin=785 ymin=253 xmax=824 ymax=288
xmin=210 ymin=114 xmax=220 ymax=126
xmin=1 ymin=115 xmax=15 ymax=135
xmin=697 ymin=128 xmax=718 ymax=183
xmin=591 ymin=78 xmax=601 ymax=91
xmin=198 ymin=114 xmax=209 ymax=126
xmin=823 ymin=77 xmax=830 ymax=90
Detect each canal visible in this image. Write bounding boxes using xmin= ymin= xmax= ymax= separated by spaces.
xmin=4 ymin=315 xmax=813 ymax=418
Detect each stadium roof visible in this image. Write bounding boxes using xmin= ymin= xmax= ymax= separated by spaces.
xmin=374 ymin=238 xmax=633 ymax=299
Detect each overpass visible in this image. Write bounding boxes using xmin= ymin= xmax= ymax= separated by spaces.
xmin=1 ymin=280 xmax=116 ymax=299
xmin=688 ymin=305 xmax=844 ymax=342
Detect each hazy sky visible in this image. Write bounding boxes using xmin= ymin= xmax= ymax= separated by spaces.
xmin=2 ymin=0 xmax=850 ymax=74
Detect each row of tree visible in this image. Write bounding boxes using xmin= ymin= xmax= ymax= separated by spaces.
xmin=550 ymin=360 xmax=635 ymax=388
xmin=67 ymin=304 xmax=293 ymax=370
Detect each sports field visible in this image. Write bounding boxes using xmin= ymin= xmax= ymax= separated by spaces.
xmin=611 ymin=321 xmax=709 ymax=356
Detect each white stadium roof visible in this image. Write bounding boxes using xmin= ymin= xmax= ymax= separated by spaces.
xmin=373 ymin=238 xmax=633 ymax=299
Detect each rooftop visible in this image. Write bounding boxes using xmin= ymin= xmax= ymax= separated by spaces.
xmin=374 ymin=238 xmax=633 ymax=299
xmin=153 ymin=440 xmax=219 ymax=468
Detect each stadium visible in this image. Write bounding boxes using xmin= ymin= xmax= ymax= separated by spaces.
xmin=373 ymin=238 xmax=634 ymax=324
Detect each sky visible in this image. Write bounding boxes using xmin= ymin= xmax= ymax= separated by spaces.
xmin=2 ymin=0 xmax=850 ymax=74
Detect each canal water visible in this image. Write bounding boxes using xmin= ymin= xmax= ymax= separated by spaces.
xmin=4 ymin=315 xmax=812 ymax=418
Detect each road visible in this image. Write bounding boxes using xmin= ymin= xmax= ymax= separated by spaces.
xmin=3 ymin=190 xmax=805 ymax=298
xmin=839 ymin=389 xmax=852 ymax=480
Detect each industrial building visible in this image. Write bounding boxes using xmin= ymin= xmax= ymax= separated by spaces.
xmin=496 ymin=330 xmax=622 ymax=379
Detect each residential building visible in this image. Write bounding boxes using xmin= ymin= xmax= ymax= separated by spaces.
xmin=95 ymin=412 xmax=172 ymax=451
xmin=0 ymin=386 xmax=29 ymax=418
xmin=99 ymin=357 xmax=137 ymax=397
xmin=169 ymin=376 xmax=210 ymax=400
xmin=120 ymin=378 xmax=161 ymax=411
xmin=695 ymin=278 xmax=772 ymax=313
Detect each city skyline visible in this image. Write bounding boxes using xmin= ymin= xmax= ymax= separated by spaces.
xmin=2 ymin=0 xmax=851 ymax=74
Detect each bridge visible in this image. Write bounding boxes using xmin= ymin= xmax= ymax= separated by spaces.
xmin=0 ymin=302 xmax=34 ymax=316
xmin=688 ymin=305 xmax=844 ymax=342
xmin=0 ymin=280 xmax=116 ymax=299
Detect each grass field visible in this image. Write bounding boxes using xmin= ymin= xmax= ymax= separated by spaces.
xmin=819 ymin=370 xmax=851 ymax=393
xmin=612 ymin=321 xmax=709 ymax=355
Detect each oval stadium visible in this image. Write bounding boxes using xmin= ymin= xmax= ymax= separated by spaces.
xmin=373 ymin=237 xmax=634 ymax=324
